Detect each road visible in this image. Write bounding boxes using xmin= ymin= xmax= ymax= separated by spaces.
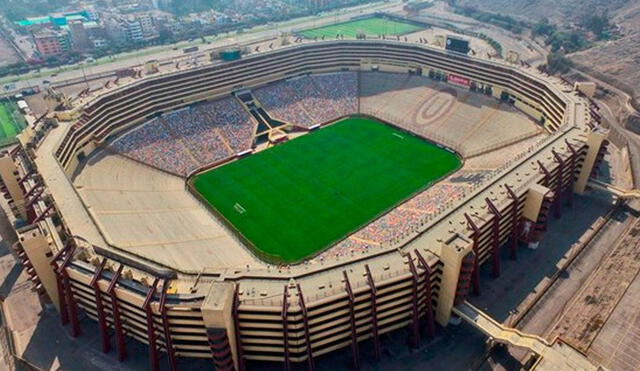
xmin=1 ymin=0 xmax=405 ymax=94
xmin=480 ymin=200 xmax=635 ymax=371
xmin=569 ymin=66 xmax=640 ymax=186
xmin=2 ymin=1 xmax=552 ymax=97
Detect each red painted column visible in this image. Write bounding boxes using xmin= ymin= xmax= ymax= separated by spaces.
xmin=342 ymin=271 xmax=360 ymax=369
xmin=207 ymin=328 xmax=235 ymax=370
xmin=143 ymin=279 xmax=160 ymax=371
xmin=25 ymin=188 xmax=44 ymax=209
xmin=414 ymin=250 xmax=435 ymax=337
xmin=565 ymin=140 xmax=577 ymax=207
xmin=464 ymin=213 xmax=481 ymax=295
xmin=89 ymin=259 xmax=110 ymax=353
xmin=32 ymin=204 xmax=54 ymax=224
xmin=538 ymin=160 xmax=559 ymax=223
xmin=282 ymin=285 xmax=290 ymax=371
xmin=454 ymin=253 xmax=475 ymax=305
xmin=538 ymin=160 xmax=550 ymax=188
xmin=22 ymin=184 xmax=41 ymax=202
xmin=364 ymin=264 xmax=381 ymax=361
xmin=486 ymin=198 xmax=501 ymax=278
xmin=407 ymin=256 xmax=420 ymax=348
xmin=9 ymin=145 xmax=21 ymax=158
xmin=505 ymin=185 xmax=519 ymax=260
xmin=296 ymin=284 xmax=315 ymax=371
xmin=552 ymin=150 xmax=564 ymax=219
xmin=50 ymin=259 xmax=69 ymax=325
xmin=59 ymin=249 xmax=81 ymax=337
xmin=50 ymin=243 xmax=76 ymax=327
xmin=158 ymin=280 xmax=177 ymax=371
xmin=18 ymin=169 xmax=34 ymax=185
xmin=106 ymin=265 xmax=126 ymax=362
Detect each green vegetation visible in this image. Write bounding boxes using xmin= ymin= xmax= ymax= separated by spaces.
xmin=581 ymin=11 xmax=612 ymax=40
xmin=532 ymin=17 xmax=595 ymax=53
xmin=539 ymin=52 xmax=574 ymax=74
xmin=450 ymin=4 xmax=601 ymax=55
xmin=546 ymin=30 xmax=589 ymax=53
xmin=300 ymin=17 xmax=422 ymax=38
xmin=193 ymin=117 xmax=460 ymax=263
xmin=0 ymin=101 xmax=27 ymax=147
xmin=532 ymin=18 xmax=556 ymax=38
xmin=533 ymin=18 xmax=588 ymax=53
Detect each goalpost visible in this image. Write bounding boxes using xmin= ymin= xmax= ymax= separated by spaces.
xmin=234 ymin=203 xmax=246 ymax=214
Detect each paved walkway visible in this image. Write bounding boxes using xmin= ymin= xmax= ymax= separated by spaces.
xmin=33 ymin=123 xmax=107 ymax=249
xmin=454 ymin=302 xmax=600 ymax=371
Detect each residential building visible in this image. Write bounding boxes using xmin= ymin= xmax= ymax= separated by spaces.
xmin=69 ymin=20 xmax=93 ymax=51
xmin=32 ymin=29 xmax=70 ymax=57
xmin=105 ymin=18 xmax=127 ymax=44
xmin=124 ymin=18 xmax=144 ymax=42
xmin=137 ymin=13 xmax=158 ymax=40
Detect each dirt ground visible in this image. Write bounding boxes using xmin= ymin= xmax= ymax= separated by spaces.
xmin=0 ymin=35 xmax=20 ymax=68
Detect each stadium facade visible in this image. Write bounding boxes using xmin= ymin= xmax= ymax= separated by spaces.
xmin=0 ymin=40 xmax=607 ymax=370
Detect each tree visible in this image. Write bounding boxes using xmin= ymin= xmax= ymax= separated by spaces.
xmin=532 ymin=18 xmax=555 ymax=37
xmin=546 ymin=30 xmax=588 ymax=53
xmin=158 ymin=28 xmax=174 ymax=44
xmin=582 ymin=11 xmax=610 ymax=39
xmin=546 ymin=53 xmax=573 ymax=74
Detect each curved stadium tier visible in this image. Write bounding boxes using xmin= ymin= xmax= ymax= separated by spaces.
xmin=2 ymin=40 xmax=608 ymax=369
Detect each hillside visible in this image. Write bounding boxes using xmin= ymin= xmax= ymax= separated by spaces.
xmin=455 ymin=0 xmax=640 ymax=101
xmin=569 ymin=2 xmax=640 ymax=97
xmin=455 ymin=0 xmax=633 ymax=23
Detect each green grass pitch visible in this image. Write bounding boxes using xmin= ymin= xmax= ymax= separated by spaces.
xmin=0 ymin=101 xmax=26 ymax=146
xmin=300 ymin=17 xmax=423 ymax=39
xmin=193 ymin=117 xmax=461 ymax=263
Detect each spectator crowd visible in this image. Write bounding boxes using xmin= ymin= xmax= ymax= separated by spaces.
xmin=110 ymin=97 xmax=256 ymax=176
xmin=254 ymin=72 xmax=358 ymax=128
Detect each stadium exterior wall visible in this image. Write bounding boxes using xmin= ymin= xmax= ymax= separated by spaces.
xmin=0 ymin=40 xmax=609 ymax=369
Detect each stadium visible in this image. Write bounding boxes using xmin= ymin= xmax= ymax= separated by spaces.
xmin=0 ymin=39 xmax=608 ymax=370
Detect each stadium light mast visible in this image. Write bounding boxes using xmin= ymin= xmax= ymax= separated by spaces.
xmin=81 ymin=64 xmax=89 ymax=91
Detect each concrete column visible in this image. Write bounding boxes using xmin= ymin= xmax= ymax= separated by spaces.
xmin=435 ymin=234 xmax=473 ymax=325
xmin=201 ymin=282 xmax=239 ymax=371
xmin=574 ymin=130 xmax=608 ymax=194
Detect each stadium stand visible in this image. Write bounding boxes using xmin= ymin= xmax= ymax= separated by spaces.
xmin=197 ymin=97 xmax=256 ymax=152
xmin=360 ymin=73 xmax=543 ymax=157
xmin=359 ymin=72 xmax=411 ymax=115
xmin=253 ymin=80 xmax=315 ymax=127
xmin=74 ymin=152 xmax=255 ymax=270
xmin=163 ymin=108 xmax=232 ymax=166
xmin=254 ymin=72 xmax=358 ymax=127
xmin=106 ymin=70 xmax=548 ymax=253
xmin=110 ymin=96 xmax=255 ymax=176
xmin=9 ymin=40 xmax=606 ymax=370
xmin=109 ymin=117 xmax=199 ymax=176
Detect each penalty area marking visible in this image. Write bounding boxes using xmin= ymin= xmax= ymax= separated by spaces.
xmin=234 ymin=203 xmax=246 ymax=214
